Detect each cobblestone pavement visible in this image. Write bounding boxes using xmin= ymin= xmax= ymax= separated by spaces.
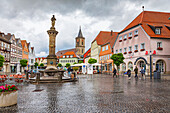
xmin=0 ymin=74 xmax=170 ymax=113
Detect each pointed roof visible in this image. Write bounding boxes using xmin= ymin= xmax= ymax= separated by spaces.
xmin=120 ymin=11 xmax=170 ymax=38
xmin=77 ymin=26 xmax=84 ymax=38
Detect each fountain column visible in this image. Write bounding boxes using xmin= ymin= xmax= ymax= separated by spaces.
xmin=46 ymin=15 xmax=58 ymax=69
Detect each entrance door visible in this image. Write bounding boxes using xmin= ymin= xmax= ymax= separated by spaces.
xmin=156 ymin=60 xmax=165 ymax=73
xmin=138 ymin=61 xmax=146 ymax=70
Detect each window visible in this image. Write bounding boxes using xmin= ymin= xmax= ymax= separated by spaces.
xmin=119 ymin=49 xmax=122 ymax=53
xmin=129 ymin=32 xmax=132 ymax=37
xmin=108 ymin=55 xmax=109 ymax=59
xmin=134 ymin=45 xmax=138 ymax=50
xmin=70 ymin=55 xmax=73 ymax=58
xmin=124 ymin=48 xmax=127 ymax=52
xmin=141 ymin=43 xmax=145 ymax=49
xmin=1 ymin=42 xmax=3 ymax=47
xmin=116 ymin=50 xmax=118 ymax=54
xmin=124 ymin=35 xmax=127 ymax=39
xmin=129 ymin=46 xmax=132 ymax=52
xmin=66 ymin=55 xmax=69 ymax=58
xmin=106 ymin=45 xmax=108 ymax=50
xmin=155 ymin=28 xmax=161 ymax=34
xmin=119 ymin=36 xmax=122 ymax=40
xmin=102 ymin=47 xmax=105 ymax=51
xmin=110 ymin=54 xmax=112 ymax=58
xmin=82 ymin=49 xmax=83 ymax=53
xmin=63 ymin=56 xmax=65 ymax=58
xmin=82 ymin=40 xmax=83 ymax=45
xmin=134 ymin=30 xmax=138 ymax=35
xmin=157 ymin=42 xmax=162 ymax=48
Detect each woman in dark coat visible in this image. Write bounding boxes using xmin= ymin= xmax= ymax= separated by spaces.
xmin=127 ymin=69 xmax=131 ymax=79
xmin=113 ymin=68 xmax=117 ymax=78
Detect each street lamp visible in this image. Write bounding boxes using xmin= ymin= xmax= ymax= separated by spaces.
xmin=150 ymin=51 xmax=152 ymax=79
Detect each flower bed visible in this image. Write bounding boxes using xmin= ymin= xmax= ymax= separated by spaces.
xmin=157 ymin=47 xmax=163 ymax=50
xmin=0 ymin=84 xmax=18 ymax=107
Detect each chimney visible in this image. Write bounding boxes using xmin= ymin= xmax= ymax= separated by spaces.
xmin=111 ymin=30 xmax=113 ymax=36
xmin=142 ymin=6 xmax=144 ymax=11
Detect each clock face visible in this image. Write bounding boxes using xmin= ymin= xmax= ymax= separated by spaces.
xmin=50 ymin=61 xmax=53 ymax=64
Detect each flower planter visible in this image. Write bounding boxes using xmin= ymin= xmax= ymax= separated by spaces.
xmin=140 ymin=49 xmax=145 ymax=51
xmin=123 ymin=38 xmax=127 ymax=41
xmin=124 ymin=52 xmax=127 ymax=54
xmin=134 ymin=34 xmax=138 ymax=37
xmin=157 ymin=47 xmax=163 ymax=50
xmin=128 ymin=37 xmax=132 ymax=39
xmin=0 ymin=91 xmax=18 ymax=107
xmin=134 ymin=50 xmax=138 ymax=52
xmin=119 ymin=40 xmax=122 ymax=42
xmin=128 ymin=51 xmax=132 ymax=54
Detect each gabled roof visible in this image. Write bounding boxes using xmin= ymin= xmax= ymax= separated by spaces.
xmin=21 ymin=40 xmax=28 ymax=49
xmin=56 ymin=48 xmax=77 ymax=57
xmin=92 ymin=31 xmax=118 ymax=47
xmin=120 ymin=11 xmax=170 ymax=38
xmin=4 ymin=33 xmax=12 ymax=41
xmin=0 ymin=32 xmax=11 ymax=44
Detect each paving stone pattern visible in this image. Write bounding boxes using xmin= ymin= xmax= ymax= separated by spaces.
xmin=0 ymin=74 xmax=170 ymax=113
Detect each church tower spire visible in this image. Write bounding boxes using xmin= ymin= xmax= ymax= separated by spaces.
xmin=75 ymin=26 xmax=85 ymax=57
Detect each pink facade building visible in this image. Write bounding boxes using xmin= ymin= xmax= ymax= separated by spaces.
xmin=113 ymin=11 xmax=170 ymax=74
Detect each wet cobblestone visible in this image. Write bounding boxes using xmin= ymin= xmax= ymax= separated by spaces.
xmin=0 ymin=74 xmax=170 ymax=113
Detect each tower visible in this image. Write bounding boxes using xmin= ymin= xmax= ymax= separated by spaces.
xmin=46 ymin=15 xmax=58 ymax=69
xmin=75 ymin=26 xmax=85 ymax=57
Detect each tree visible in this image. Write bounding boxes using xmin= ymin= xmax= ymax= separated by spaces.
xmin=20 ymin=59 xmax=28 ymax=72
xmin=73 ymin=62 xmax=77 ymax=65
xmin=88 ymin=58 xmax=97 ymax=64
xmin=0 ymin=55 xmax=5 ymax=68
xmin=66 ymin=63 xmax=70 ymax=67
xmin=20 ymin=59 xmax=28 ymax=67
xmin=79 ymin=61 xmax=83 ymax=63
xmin=73 ymin=67 xmax=79 ymax=71
xmin=34 ymin=62 xmax=38 ymax=68
xmin=110 ymin=53 xmax=125 ymax=74
xmin=40 ymin=63 xmax=44 ymax=67
xmin=58 ymin=63 xmax=62 ymax=67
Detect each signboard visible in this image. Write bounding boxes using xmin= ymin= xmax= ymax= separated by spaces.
xmin=82 ymin=65 xmax=86 ymax=74
xmin=87 ymin=64 xmax=93 ymax=74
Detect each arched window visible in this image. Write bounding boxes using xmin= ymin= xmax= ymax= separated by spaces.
xmin=122 ymin=63 xmax=126 ymax=71
xmin=128 ymin=62 xmax=133 ymax=71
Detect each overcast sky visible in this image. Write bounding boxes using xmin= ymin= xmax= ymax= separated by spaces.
xmin=0 ymin=0 xmax=170 ymax=57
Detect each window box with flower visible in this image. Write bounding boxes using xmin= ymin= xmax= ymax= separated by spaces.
xmin=128 ymin=37 xmax=132 ymax=39
xmin=157 ymin=47 xmax=163 ymax=50
xmin=140 ymin=49 xmax=145 ymax=51
xmin=134 ymin=50 xmax=138 ymax=52
xmin=134 ymin=34 xmax=138 ymax=37
xmin=0 ymin=84 xmax=18 ymax=107
xmin=124 ymin=52 xmax=127 ymax=54
xmin=128 ymin=51 xmax=132 ymax=54
xmin=119 ymin=40 xmax=122 ymax=42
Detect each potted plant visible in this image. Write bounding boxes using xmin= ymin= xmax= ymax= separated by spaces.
xmin=0 ymin=84 xmax=18 ymax=107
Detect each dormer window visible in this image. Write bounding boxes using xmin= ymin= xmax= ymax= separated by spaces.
xmin=155 ymin=28 xmax=161 ymax=34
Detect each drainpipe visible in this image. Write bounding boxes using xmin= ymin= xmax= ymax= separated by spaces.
xmin=150 ymin=51 xmax=152 ymax=79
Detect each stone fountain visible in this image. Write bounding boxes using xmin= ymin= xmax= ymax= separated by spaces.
xmin=39 ymin=15 xmax=65 ymax=81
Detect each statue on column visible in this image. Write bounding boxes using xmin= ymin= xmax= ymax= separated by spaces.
xmin=51 ymin=15 xmax=56 ymax=28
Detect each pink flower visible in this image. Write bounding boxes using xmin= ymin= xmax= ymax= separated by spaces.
xmin=0 ymin=86 xmax=5 ymax=90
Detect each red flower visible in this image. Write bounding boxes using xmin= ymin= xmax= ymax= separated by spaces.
xmin=6 ymin=88 xmax=8 ymax=90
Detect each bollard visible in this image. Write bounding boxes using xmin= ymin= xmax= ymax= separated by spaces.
xmin=26 ymin=72 xmax=29 ymax=80
xmin=36 ymin=73 xmax=40 ymax=83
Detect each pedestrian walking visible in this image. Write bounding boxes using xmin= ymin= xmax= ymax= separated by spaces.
xmin=113 ymin=68 xmax=117 ymax=78
xmin=68 ymin=66 xmax=71 ymax=77
xmin=127 ymin=69 xmax=131 ymax=79
xmin=140 ymin=67 xmax=145 ymax=78
xmin=134 ymin=66 xmax=138 ymax=78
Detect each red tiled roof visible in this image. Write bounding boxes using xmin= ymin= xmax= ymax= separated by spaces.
xmin=120 ymin=11 xmax=170 ymax=38
xmin=92 ymin=31 xmax=118 ymax=46
xmin=56 ymin=48 xmax=77 ymax=57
